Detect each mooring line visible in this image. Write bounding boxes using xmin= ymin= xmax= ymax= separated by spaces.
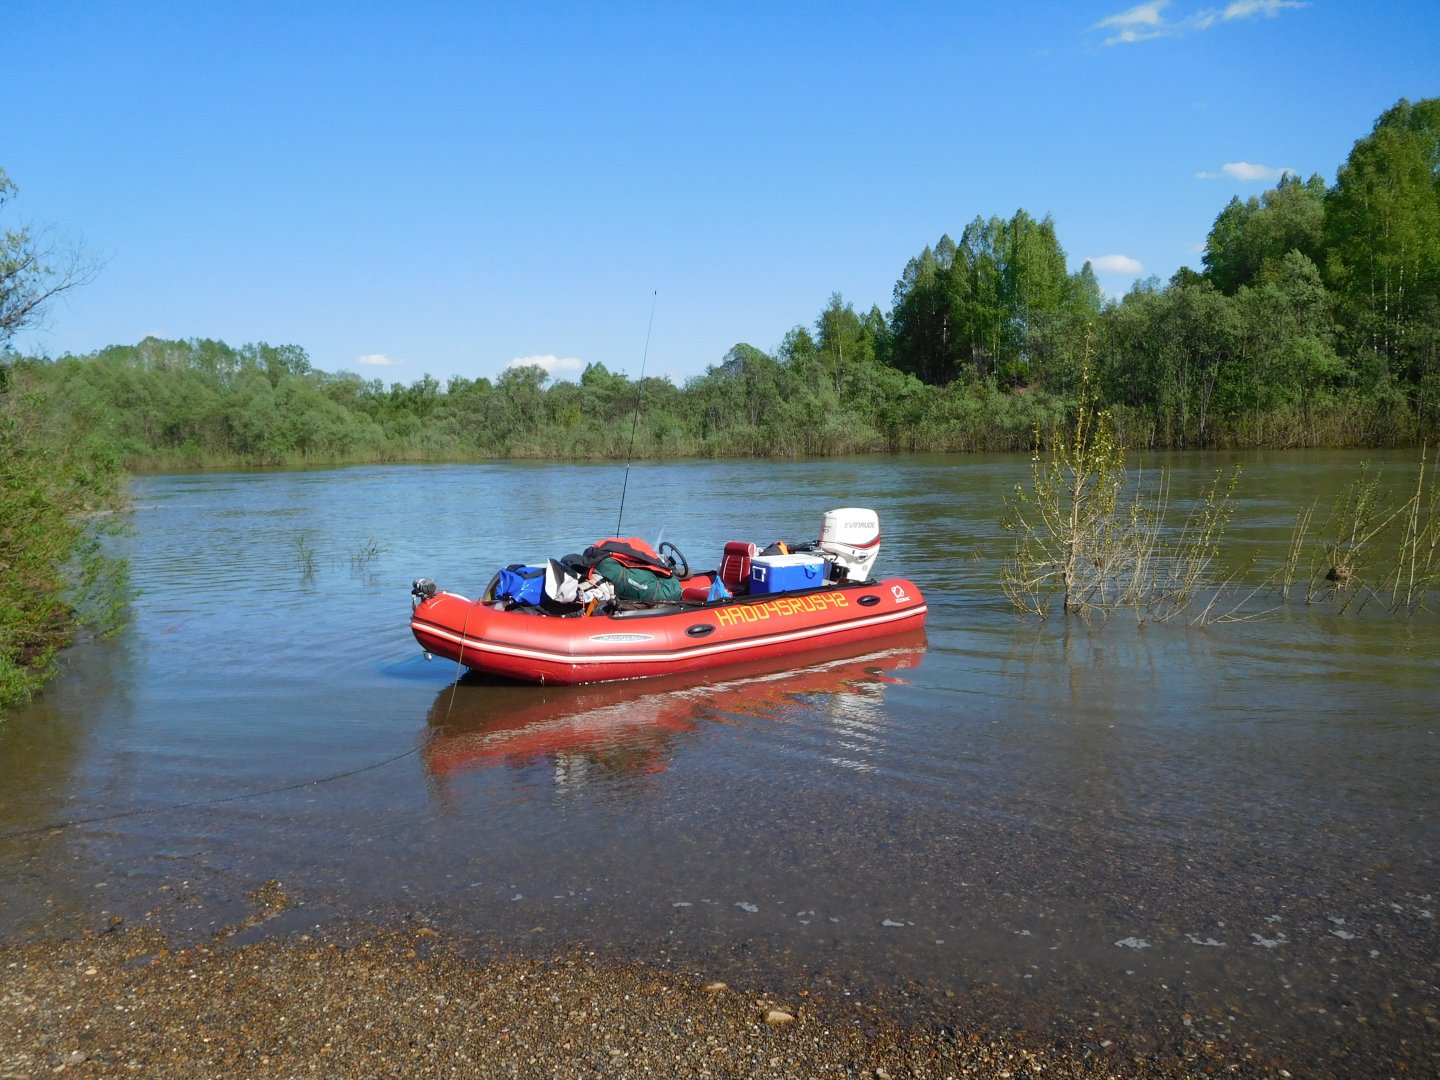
xmin=0 ymin=731 xmax=442 ymax=841
xmin=443 ymin=599 xmax=478 ymax=721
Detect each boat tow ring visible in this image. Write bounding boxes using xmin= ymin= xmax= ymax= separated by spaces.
xmin=658 ymin=541 xmax=689 ymax=579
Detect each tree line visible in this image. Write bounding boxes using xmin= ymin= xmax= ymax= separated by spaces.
xmin=9 ymin=101 xmax=1438 ymax=469
xmin=884 ymin=98 xmax=1439 ymax=448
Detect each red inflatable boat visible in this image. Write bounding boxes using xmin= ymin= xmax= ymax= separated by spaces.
xmin=409 ymin=507 xmax=928 ymax=685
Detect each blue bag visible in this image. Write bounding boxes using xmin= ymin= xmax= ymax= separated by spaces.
xmin=493 ymin=563 xmax=547 ymax=605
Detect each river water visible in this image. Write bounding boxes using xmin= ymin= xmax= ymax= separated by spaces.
xmin=1 ymin=452 xmax=1436 ymax=1072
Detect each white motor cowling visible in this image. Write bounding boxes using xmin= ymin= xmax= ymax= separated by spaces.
xmin=818 ymin=507 xmax=880 ymax=582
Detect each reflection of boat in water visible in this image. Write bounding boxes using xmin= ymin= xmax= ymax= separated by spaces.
xmin=422 ymin=630 xmax=927 ymax=782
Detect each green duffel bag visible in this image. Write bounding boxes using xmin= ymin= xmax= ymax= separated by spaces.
xmin=592 ymin=556 xmax=683 ymax=603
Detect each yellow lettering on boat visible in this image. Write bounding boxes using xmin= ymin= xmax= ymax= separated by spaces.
xmin=713 ymin=592 xmax=850 ymax=627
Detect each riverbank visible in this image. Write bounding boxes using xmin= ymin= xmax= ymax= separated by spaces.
xmin=3 ymin=922 xmax=1275 ymax=1079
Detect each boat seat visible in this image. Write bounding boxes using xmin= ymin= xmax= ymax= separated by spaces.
xmin=681 ymin=574 xmax=717 ymax=602
xmin=719 ymin=541 xmax=756 ymax=594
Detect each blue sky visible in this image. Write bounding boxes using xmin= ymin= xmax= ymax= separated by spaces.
xmin=6 ymin=1 xmax=1437 ymax=386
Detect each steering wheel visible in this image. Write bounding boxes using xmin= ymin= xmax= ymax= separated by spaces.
xmin=658 ymin=541 xmax=690 ymax=579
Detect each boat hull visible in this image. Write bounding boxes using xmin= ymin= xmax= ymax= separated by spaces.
xmin=411 ymin=577 xmax=927 ymax=685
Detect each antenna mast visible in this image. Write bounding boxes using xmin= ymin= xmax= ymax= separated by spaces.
xmin=615 ymin=290 xmax=658 ymax=536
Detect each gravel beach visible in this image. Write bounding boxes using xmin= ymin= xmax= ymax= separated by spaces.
xmin=2 ymin=924 xmax=1246 ymax=1080
xmin=3 ymin=869 xmax=1323 ymax=1080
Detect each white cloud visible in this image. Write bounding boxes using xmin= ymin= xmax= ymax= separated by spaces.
xmin=1228 ymin=161 xmax=1292 ymax=181
xmin=1223 ymin=0 xmax=1307 ymax=20
xmin=506 ymin=353 xmax=583 ymax=375
xmin=1103 ymin=26 xmax=1169 ymax=43
xmin=1090 ymin=254 xmax=1144 ymax=274
xmin=1094 ymin=0 xmax=1175 ymax=43
xmin=357 ymin=353 xmax=401 ymax=367
xmin=1093 ymin=0 xmax=1305 ymax=44
xmin=1197 ymin=161 xmax=1295 ymax=181
xmin=1095 ymin=1 xmax=1170 ymax=30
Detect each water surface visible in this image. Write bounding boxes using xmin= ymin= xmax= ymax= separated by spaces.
xmin=1 ymin=453 xmax=1436 ymax=1072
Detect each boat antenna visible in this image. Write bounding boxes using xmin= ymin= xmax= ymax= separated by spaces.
xmin=615 ymin=290 xmax=657 ymax=536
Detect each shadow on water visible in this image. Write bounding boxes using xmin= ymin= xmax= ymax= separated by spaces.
xmin=0 ymin=633 xmax=137 ymax=934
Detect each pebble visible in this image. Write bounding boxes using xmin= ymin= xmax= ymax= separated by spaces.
xmin=0 ymin=923 xmax=1405 ymax=1078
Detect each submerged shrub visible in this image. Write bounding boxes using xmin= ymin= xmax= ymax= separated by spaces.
xmin=1001 ymin=341 xmax=1239 ymax=622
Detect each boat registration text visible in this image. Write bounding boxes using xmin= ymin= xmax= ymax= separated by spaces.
xmin=713 ymin=591 xmax=851 ymax=627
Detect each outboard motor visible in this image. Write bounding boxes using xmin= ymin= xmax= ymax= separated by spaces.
xmin=818 ymin=507 xmax=880 ymax=582
xmin=411 ymin=577 xmax=437 ymax=610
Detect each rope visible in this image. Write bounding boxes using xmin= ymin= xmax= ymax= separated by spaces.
xmin=0 ymin=731 xmax=440 ymax=840
xmin=3 ymin=598 xmax=486 ymax=841
xmin=443 ymin=596 xmax=479 ymax=720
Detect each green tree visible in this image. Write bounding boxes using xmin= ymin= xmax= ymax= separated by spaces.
xmin=1027 ymin=260 xmax=1103 ymax=399
xmin=1098 ymin=277 xmax=1241 ymax=447
xmin=892 ymin=212 xmax=1076 ymax=387
xmin=1203 ymin=173 xmax=1327 ymax=295
xmin=2 ymin=171 xmax=121 ymax=709
xmin=1324 ymin=98 xmax=1440 ymax=401
xmin=954 ymin=220 xmax=1005 ymax=378
xmin=815 ymin=293 xmax=870 ymax=398
xmin=1232 ymin=251 xmax=1344 ymax=442
xmin=579 ymin=361 xmax=634 ymax=422
xmin=889 ymin=240 xmax=962 ymax=384
xmin=495 ymin=364 xmax=549 ymax=442
xmin=994 ymin=210 xmax=1071 ymax=386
